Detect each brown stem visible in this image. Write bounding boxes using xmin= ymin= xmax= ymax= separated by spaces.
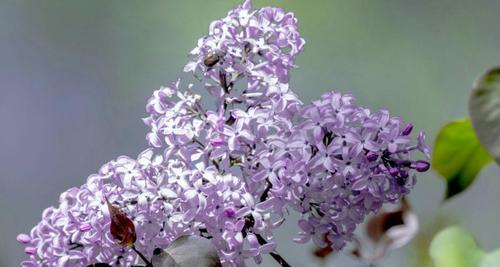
xmin=259 ymin=180 xmax=272 ymax=202
xmin=131 ymin=246 xmax=153 ymax=267
xmin=219 ymin=70 xmax=229 ymax=94
xmin=255 ymin=234 xmax=292 ymax=267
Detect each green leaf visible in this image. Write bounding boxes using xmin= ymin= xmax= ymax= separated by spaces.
xmin=432 ymin=118 xmax=492 ymax=199
xmin=469 ymin=66 xmax=500 ymax=165
xmin=430 ymin=227 xmax=500 ymax=267
xmin=430 ymin=227 xmax=483 ymax=267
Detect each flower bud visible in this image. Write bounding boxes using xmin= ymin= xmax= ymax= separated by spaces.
xmin=414 ymin=160 xmax=430 ymax=172
xmin=401 ymin=123 xmax=414 ymax=136
xmin=16 ymin=234 xmax=31 ymax=244
xmin=366 ymin=152 xmax=378 ymax=162
xmin=389 ymin=168 xmax=399 ymax=177
xmin=24 ymin=247 xmax=36 ymax=255
xmin=210 ymin=138 xmax=225 ymax=147
xmin=225 ymin=207 xmax=235 ymax=218
xmin=79 ymin=223 xmax=92 ymax=232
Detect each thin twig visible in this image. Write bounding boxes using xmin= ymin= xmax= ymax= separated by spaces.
xmin=260 ymin=180 xmax=272 ymax=202
xmin=131 ymin=246 xmax=153 ymax=267
xmin=255 ymin=234 xmax=292 ymax=267
xmin=219 ymin=70 xmax=229 ymax=94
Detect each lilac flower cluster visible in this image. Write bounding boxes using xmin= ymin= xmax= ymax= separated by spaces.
xmin=184 ymin=0 xmax=304 ymax=84
xmin=288 ymin=92 xmax=430 ymax=250
xmin=18 ymin=150 xmax=277 ymax=266
xmin=18 ymin=152 xmax=172 ymax=266
xmin=18 ymin=1 xmax=430 ymax=266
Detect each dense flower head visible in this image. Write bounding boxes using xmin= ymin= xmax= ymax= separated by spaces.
xmin=19 ymin=152 xmax=171 ymax=266
xmin=19 ymin=1 xmax=430 ymax=266
xmin=286 ymin=92 xmax=430 ymax=250
xmin=18 ymin=151 xmax=279 ymax=266
xmin=184 ymin=0 xmax=305 ymax=84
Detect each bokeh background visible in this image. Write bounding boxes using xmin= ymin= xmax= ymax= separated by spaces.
xmin=1 ymin=0 xmax=500 ymax=266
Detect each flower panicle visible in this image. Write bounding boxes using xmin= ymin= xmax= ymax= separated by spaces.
xmin=18 ymin=1 xmax=429 ymax=266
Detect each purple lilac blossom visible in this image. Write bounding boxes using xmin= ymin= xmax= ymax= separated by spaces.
xmin=287 ymin=92 xmax=429 ymax=250
xmin=19 ymin=151 xmax=272 ymax=266
xmin=19 ymin=0 xmax=430 ymax=266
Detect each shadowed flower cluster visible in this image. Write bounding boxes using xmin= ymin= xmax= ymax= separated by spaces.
xmin=18 ymin=1 xmax=430 ymax=266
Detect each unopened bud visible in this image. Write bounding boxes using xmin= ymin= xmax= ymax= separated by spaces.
xmin=366 ymin=152 xmax=378 ymax=162
xmin=401 ymin=123 xmax=414 ymax=136
xmin=16 ymin=234 xmax=31 ymax=244
xmin=414 ymin=160 xmax=430 ymax=172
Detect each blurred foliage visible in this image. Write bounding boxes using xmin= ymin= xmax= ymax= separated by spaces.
xmin=430 ymin=227 xmax=500 ymax=267
xmin=408 ymin=214 xmax=454 ymax=267
xmin=430 ymin=227 xmax=482 ymax=267
xmin=469 ymin=66 xmax=500 ymax=165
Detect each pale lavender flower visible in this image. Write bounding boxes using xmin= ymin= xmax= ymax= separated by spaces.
xmin=20 ymin=1 xmax=430 ymax=266
xmin=281 ymin=91 xmax=430 ymax=250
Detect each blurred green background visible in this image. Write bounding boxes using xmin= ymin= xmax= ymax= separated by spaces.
xmin=1 ymin=0 xmax=500 ymax=266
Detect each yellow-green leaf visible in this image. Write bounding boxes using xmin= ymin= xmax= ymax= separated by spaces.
xmin=432 ymin=118 xmax=492 ymax=199
xmin=430 ymin=227 xmax=500 ymax=267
